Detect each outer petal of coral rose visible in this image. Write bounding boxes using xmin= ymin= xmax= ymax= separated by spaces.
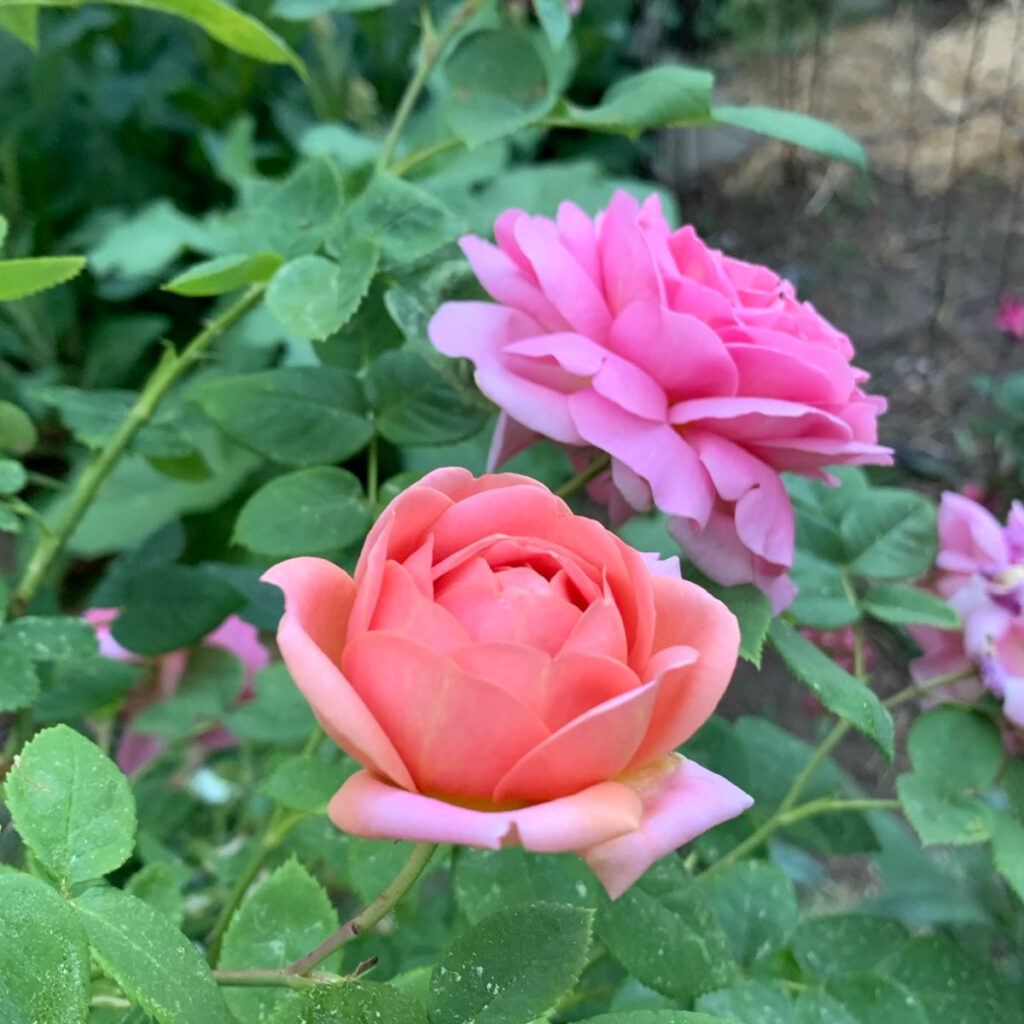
xmin=262 ymin=558 xmax=415 ymax=790
xmin=568 ymin=390 xmax=715 ymax=524
xmin=627 ymin=576 xmax=739 ymax=767
xmin=329 ymin=771 xmax=643 ymax=852
xmin=582 ymin=757 xmax=754 ymax=899
xmin=342 ymin=632 xmax=550 ymax=799
xmin=494 ymin=680 xmax=658 ymax=803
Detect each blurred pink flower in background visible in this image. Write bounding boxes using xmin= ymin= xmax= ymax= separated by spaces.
xmin=996 ymin=297 xmax=1024 ymax=341
xmin=85 ymin=609 xmax=269 ymax=774
xmin=429 ymin=191 xmax=891 ymax=612
xmin=910 ymin=492 xmax=1024 ymax=729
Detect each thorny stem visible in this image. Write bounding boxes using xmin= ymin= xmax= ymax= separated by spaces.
xmin=701 ymin=666 xmax=977 ymax=877
xmin=701 ymin=797 xmax=901 ymax=878
xmin=287 ymin=842 xmax=437 ymax=975
xmin=212 ymin=842 xmax=436 ymax=988
xmin=376 ymin=0 xmax=486 ymax=171
xmin=10 ymin=285 xmax=265 ymax=618
xmin=555 ymin=454 xmax=612 ymax=502
xmin=206 ymin=808 xmax=307 ymax=963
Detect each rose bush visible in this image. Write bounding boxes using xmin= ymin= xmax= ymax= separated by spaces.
xmin=264 ymin=468 xmax=751 ymax=897
xmin=911 ymin=492 xmax=1024 ymax=727
xmin=429 ymin=191 xmax=891 ymax=610
xmin=85 ymin=609 xmax=269 ymax=774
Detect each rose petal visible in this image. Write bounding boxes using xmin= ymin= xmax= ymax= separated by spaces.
xmin=342 ymin=632 xmax=550 ymax=799
xmin=494 ymin=680 xmax=657 ymax=803
xmin=582 ymin=755 xmax=754 ymax=898
xmin=262 ymin=557 xmax=415 ymax=790
xmin=627 ymin=575 xmax=739 ymax=767
xmin=369 ymin=560 xmax=471 ymax=652
xmin=329 ymin=770 xmax=644 ymax=853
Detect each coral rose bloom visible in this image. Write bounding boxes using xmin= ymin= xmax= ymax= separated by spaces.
xmin=264 ymin=469 xmax=751 ymax=898
xmin=428 ymin=191 xmax=891 ymax=611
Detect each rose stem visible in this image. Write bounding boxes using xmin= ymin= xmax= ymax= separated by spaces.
xmin=700 ymin=666 xmax=976 ymax=877
xmin=9 ymin=284 xmax=266 ymax=619
xmin=555 ymin=454 xmax=612 ymax=501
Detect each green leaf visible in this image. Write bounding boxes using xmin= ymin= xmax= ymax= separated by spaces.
xmin=195 ymin=366 xmax=372 ymax=466
xmin=0 ymin=640 xmax=40 ymax=712
xmin=587 ymin=1016 xmax=745 ymax=1024
xmin=265 ymin=245 xmax=378 ymax=340
xmin=1 ymin=615 xmax=98 ymax=661
xmin=0 ymin=256 xmax=86 ymax=301
xmin=366 ymin=349 xmax=488 ymax=446
xmin=0 ymin=458 xmax=26 ymax=494
xmin=73 ymin=886 xmax=231 ymax=1024
xmin=533 ymin=0 xmax=571 ymax=48
xmin=260 ymin=754 xmax=357 ymax=812
xmin=0 ymin=872 xmax=91 ymax=1024
xmin=220 ymin=860 xmax=341 ymax=1023
xmin=896 ymin=773 xmax=993 ymax=846
xmin=991 ymin=811 xmax=1024 ymax=900
xmin=840 ymin=490 xmax=937 ymax=580
xmin=597 ymin=857 xmax=737 ymax=1003
xmin=110 ymin=565 xmax=246 ymax=655
xmin=125 ymin=863 xmax=185 ymax=926
xmin=4 ymin=725 xmax=136 ymax=887
xmin=226 ymin=662 xmax=317 ymax=745
xmin=0 ymin=7 xmax=37 ymax=47
xmin=442 ymin=29 xmax=555 ymax=145
xmin=428 ymin=902 xmax=593 ymax=1024
xmin=793 ymin=991 xmax=859 ymax=1024
xmin=701 ymin=861 xmax=798 ymax=965
xmin=790 ymin=915 xmax=909 ymax=979
xmin=860 ymin=583 xmax=959 ymax=628
xmin=0 ymin=400 xmax=37 ymax=454
xmin=768 ymin=620 xmax=894 ymax=759
xmin=453 ymin=847 xmax=600 ymax=925
xmin=163 ymin=252 xmax=281 ymax=296
xmin=886 ymin=936 xmax=1020 ymax=1024
xmin=247 ymin=157 xmax=343 ymax=258
xmin=906 ymin=706 xmax=1002 ymax=785
xmin=330 ymin=174 xmax=463 ymax=266
xmin=265 ymin=982 xmax=426 ymax=1024
xmin=696 ymin=980 xmax=793 ymax=1024
xmin=33 ymin=386 xmax=193 ymax=458
xmin=0 ymin=0 xmax=306 ymax=74
xmin=235 ymin=466 xmax=372 ymax=557
xmin=789 ymin=556 xmax=859 ymax=630
xmin=555 ymin=66 xmax=713 ymax=136
xmin=687 ymin=573 xmax=772 ymax=667
xmin=711 ymin=106 xmax=867 ymax=168
xmin=823 ymin=974 xmax=928 ymax=1024
xmin=33 ymin=657 xmax=143 ymax=723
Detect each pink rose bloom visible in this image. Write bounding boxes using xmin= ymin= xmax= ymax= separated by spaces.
xmin=996 ymin=297 xmax=1024 ymax=341
xmin=910 ymin=493 xmax=1024 ymax=728
xmin=428 ymin=191 xmax=891 ymax=612
xmin=85 ymin=609 xmax=270 ymax=774
xmin=263 ymin=468 xmax=751 ymax=898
